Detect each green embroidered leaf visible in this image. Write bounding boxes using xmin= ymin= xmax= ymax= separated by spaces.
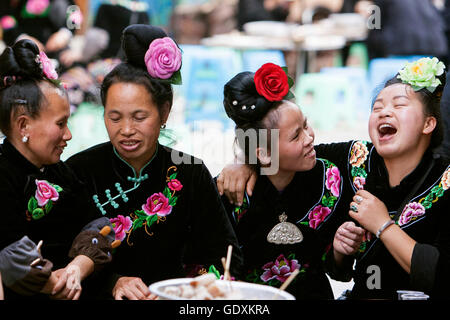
xmin=28 ymin=197 xmax=38 ymax=212
xmin=146 ymin=214 xmax=158 ymax=227
xmin=53 ymin=184 xmax=63 ymax=193
xmin=300 ymin=221 xmax=310 ymax=226
xmin=351 ymin=166 xmax=367 ymax=178
xmin=32 ymin=208 xmax=45 ymax=220
xmin=322 ymin=196 xmax=335 ymax=207
xmin=44 ymin=200 xmax=53 ymax=213
xmin=434 ymin=186 xmax=444 ymax=197
xmin=134 ymin=210 xmax=147 ymax=219
xmin=287 ymin=253 xmax=296 ymax=260
xmin=169 ymin=173 xmax=177 ymax=180
xmin=132 ymin=218 xmax=144 ymax=230
xmin=358 ymin=241 xmax=367 ymax=253
xmin=131 ymin=210 xmax=147 ymax=230
xmin=169 ymin=195 xmax=178 ymax=206
xmin=422 ymin=200 xmax=432 ymax=209
xmin=208 ymin=265 xmax=221 ymax=279
xmin=163 ymin=187 xmax=171 ymax=199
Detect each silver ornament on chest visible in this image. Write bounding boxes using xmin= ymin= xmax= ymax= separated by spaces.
xmin=267 ymin=212 xmax=303 ymax=244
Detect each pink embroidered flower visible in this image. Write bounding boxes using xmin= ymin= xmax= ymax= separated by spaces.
xmin=110 ymin=215 xmax=132 ymax=241
xmin=325 ymin=166 xmax=341 ymax=197
xmin=39 ymin=51 xmax=58 ymax=80
xmin=26 ymin=0 xmax=49 ymax=15
xmin=35 ymin=179 xmax=59 ymax=206
xmin=398 ymin=202 xmax=425 ymax=226
xmin=142 ymin=192 xmax=172 ymax=216
xmin=0 ymin=16 xmax=16 ymax=30
xmin=441 ymin=168 xmax=450 ymax=190
xmin=260 ymin=254 xmax=300 ymax=283
xmin=350 ymin=141 xmax=369 ymax=167
xmin=168 ymin=179 xmax=183 ymax=192
xmin=353 ymin=176 xmax=366 ymax=190
xmin=308 ymin=205 xmax=332 ymax=229
xmin=144 ymin=37 xmax=182 ymax=79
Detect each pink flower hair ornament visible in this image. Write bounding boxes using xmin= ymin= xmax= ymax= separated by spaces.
xmin=144 ymin=37 xmax=182 ymax=85
xmin=36 ymin=51 xmax=58 ymax=80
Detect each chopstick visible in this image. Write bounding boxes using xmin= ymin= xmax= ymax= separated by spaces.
xmin=272 ymin=268 xmax=300 ymax=299
xmin=279 ymin=268 xmax=299 ymax=291
xmin=223 ymin=245 xmax=232 ymax=281
xmin=30 ymin=240 xmax=44 ymax=267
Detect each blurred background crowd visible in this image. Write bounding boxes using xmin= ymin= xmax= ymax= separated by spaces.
xmin=1 ymin=0 xmax=449 ymax=298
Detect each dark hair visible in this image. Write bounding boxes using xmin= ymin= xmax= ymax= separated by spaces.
xmin=223 ymin=71 xmax=283 ymax=169
xmin=0 ymin=39 xmax=64 ymax=136
xmin=100 ymin=24 xmax=173 ymax=117
xmin=381 ymin=71 xmax=446 ymax=150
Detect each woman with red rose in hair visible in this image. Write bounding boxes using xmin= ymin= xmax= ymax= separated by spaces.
xmin=65 ymin=24 xmax=243 ymax=300
xmin=217 ymin=63 xmax=349 ymax=299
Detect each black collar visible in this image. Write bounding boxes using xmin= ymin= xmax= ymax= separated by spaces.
xmin=0 ymin=138 xmax=42 ymax=175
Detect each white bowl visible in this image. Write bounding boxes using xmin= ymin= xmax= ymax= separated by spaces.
xmin=149 ymin=278 xmax=295 ymax=300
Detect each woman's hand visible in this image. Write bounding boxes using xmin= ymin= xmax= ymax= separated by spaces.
xmin=333 ymin=221 xmax=365 ymax=256
xmin=50 ymin=255 xmax=94 ymax=300
xmin=348 ymin=190 xmax=391 ymax=235
xmin=40 ymin=271 xmax=59 ymax=295
xmin=50 ymin=266 xmax=82 ymax=300
xmin=216 ymin=164 xmax=257 ymax=206
xmin=112 ymin=276 xmax=151 ymax=300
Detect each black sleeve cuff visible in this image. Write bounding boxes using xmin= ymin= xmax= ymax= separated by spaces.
xmin=410 ymin=243 xmax=440 ymax=292
xmin=324 ymin=246 xmax=355 ymax=282
xmin=68 ymin=230 xmax=112 ymax=268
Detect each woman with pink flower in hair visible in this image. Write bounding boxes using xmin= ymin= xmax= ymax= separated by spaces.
xmin=216 ymin=63 xmax=349 ymax=299
xmin=218 ymin=57 xmax=450 ymax=299
xmin=0 ymin=38 xmax=116 ymax=300
xmin=65 ymin=24 xmax=243 ymax=300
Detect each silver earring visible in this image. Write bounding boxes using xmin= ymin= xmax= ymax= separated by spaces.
xmin=161 ymin=124 xmax=166 ymax=129
xmin=22 ymin=136 xmax=28 ymax=143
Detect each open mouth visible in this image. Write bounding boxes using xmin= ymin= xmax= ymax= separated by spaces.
xmin=378 ymin=123 xmax=397 ymax=140
xmin=304 ymin=147 xmax=316 ymax=158
xmin=120 ymin=140 xmax=140 ymax=151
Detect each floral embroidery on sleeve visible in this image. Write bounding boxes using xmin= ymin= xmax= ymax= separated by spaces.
xmin=26 ymin=179 xmax=62 ymax=220
xmin=397 ymin=166 xmax=449 ymax=226
xmin=299 ymin=159 xmax=342 ymax=229
xmin=124 ymin=166 xmax=182 ymax=245
xmin=358 ymin=165 xmax=449 ymax=257
xmin=349 ymin=141 xmax=370 ymax=191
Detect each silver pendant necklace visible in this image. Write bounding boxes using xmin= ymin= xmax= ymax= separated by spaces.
xmin=267 ymin=212 xmax=303 ymax=244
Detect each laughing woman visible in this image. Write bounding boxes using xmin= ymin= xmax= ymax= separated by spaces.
xmin=216 ymin=57 xmax=450 ymax=299
xmin=327 ymin=58 xmax=450 ymax=299
xmin=65 ymin=24 xmax=242 ymax=300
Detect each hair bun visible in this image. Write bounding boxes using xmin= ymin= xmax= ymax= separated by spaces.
xmin=0 ymin=39 xmax=42 ymax=79
xmin=121 ymin=24 xmax=168 ymax=69
xmin=224 ymin=71 xmax=276 ymax=126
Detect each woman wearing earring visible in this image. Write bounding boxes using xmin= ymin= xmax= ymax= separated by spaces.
xmin=0 ymin=39 xmax=114 ymax=300
xmin=65 ymin=24 xmax=243 ymax=300
xmin=217 ymin=63 xmax=349 ymax=299
xmin=217 ymin=57 xmax=450 ymax=299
